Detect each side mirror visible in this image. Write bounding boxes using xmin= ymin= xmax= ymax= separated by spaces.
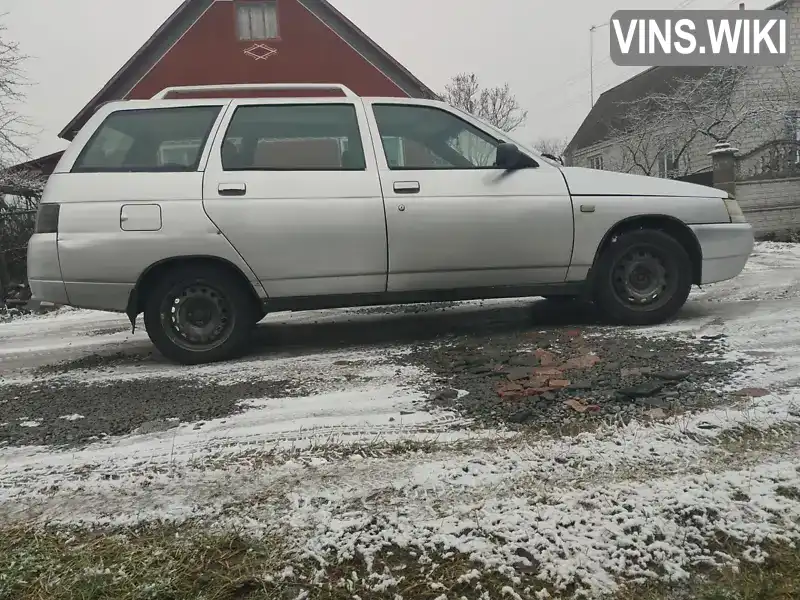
xmin=495 ymin=142 xmax=522 ymax=170
xmin=495 ymin=142 xmax=537 ymax=170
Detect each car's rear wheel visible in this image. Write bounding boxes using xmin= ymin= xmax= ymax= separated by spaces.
xmin=592 ymin=229 xmax=692 ymax=325
xmin=143 ymin=264 xmax=256 ymax=364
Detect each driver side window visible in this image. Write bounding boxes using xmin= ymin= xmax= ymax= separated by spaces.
xmin=372 ymin=104 xmax=500 ymax=169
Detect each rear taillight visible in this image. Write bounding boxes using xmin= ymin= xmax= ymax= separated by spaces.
xmin=34 ymin=203 xmax=60 ymax=234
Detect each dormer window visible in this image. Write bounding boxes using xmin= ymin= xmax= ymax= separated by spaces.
xmin=236 ymin=1 xmax=279 ymax=40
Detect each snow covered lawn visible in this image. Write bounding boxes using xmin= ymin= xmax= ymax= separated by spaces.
xmin=3 ymin=242 xmax=800 ymax=599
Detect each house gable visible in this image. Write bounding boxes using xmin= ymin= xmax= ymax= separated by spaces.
xmin=58 ymin=0 xmax=438 ymax=141
xmin=565 ymin=65 xmax=715 ymax=159
xmin=566 ymin=0 xmax=789 ymax=159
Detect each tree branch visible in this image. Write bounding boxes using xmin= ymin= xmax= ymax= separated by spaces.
xmin=600 ymin=65 xmax=800 ymax=178
xmin=442 ymin=72 xmax=528 ymax=132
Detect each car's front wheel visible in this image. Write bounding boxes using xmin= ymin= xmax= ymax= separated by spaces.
xmin=143 ymin=265 xmax=256 ymax=364
xmin=592 ymin=229 xmax=692 ymax=326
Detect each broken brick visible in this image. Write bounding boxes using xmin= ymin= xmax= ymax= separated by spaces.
xmin=534 ymin=348 xmax=558 ymax=366
xmin=532 ymin=366 xmax=562 ymax=377
xmin=528 ymin=376 xmax=550 ymax=388
xmin=524 ymin=387 xmax=552 ymax=395
xmin=548 ymin=379 xmax=571 ymax=389
xmin=497 ymin=381 xmax=523 ymax=392
xmin=564 ymin=399 xmax=589 ymax=412
xmin=564 ymin=354 xmax=601 ymax=369
xmin=497 ymin=384 xmax=525 ymax=399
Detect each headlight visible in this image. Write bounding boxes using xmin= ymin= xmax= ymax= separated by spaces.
xmin=723 ymin=194 xmax=746 ymax=223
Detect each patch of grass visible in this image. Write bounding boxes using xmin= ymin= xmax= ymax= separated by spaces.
xmin=776 ymin=486 xmax=800 ymax=501
xmin=5 ymin=522 xmax=800 ymax=600
xmin=625 ymin=544 xmax=800 ymax=600
xmin=0 ymin=523 xmax=547 ymax=600
xmin=757 ymin=229 xmax=800 ymax=243
xmin=0 ymin=523 xmax=290 ymax=600
xmin=194 ymin=436 xmax=469 ymax=470
xmin=713 ymin=423 xmax=800 ymax=455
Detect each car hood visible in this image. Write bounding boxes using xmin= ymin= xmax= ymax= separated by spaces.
xmin=558 ymin=166 xmax=727 ymax=198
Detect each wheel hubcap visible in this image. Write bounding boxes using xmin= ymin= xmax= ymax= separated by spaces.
xmin=163 ymin=283 xmax=233 ymax=350
xmin=612 ymin=247 xmax=669 ymax=306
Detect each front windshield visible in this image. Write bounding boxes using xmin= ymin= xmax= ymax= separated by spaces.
xmin=447 ymin=104 xmax=563 ymax=167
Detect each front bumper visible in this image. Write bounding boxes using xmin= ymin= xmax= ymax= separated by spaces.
xmin=690 ymin=222 xmax=754 ymax=285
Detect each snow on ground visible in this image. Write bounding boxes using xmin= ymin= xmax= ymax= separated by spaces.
xmin=3 ymin=242 xmax=800 ymax=597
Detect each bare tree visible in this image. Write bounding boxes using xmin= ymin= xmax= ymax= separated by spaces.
xmin=604 ymin=65 xmax=800 ymax=177
xmin=0 ymin=15 xmax=40 ymax=302
xmin=0 ymin=16 xmax=32 ymax=167
xmin=603 ymin=97 xmax=696 ymax=177
xmin=442 ymin=72 xmax=528 ymax=132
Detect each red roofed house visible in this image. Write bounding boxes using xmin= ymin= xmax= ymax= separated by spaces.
xmin=16 ymin=0 xmax=438 ymax=179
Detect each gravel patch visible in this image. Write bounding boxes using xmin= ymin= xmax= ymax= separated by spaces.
xmin=0 ymin=378 xmax=309 ymax=448
xmin=80 ymin=325 xmax=131 ymax=337
xmin=397 ymin=326 xmax=753 ymax=431
xmin=0 ymin=299 xmax=762 ymax=448
xmin=31 ymin=349 xmax=162 ymax=376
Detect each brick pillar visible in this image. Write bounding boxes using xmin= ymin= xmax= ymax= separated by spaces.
xmin=708 ymin=140 xmax=738 ymax=197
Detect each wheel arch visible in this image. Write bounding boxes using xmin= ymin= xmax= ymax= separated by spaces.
xmin=125 ymin=255 xmax=263 ymax=326
xmin=586 ymin=214 xmax=703 ymax=288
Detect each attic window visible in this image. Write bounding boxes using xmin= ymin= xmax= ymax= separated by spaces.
xmin=236 ymin=1 xmax=279 ymax=40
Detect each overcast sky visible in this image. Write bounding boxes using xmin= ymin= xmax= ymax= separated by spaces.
xmin=3 ymin=0 xmax=765 ymax=159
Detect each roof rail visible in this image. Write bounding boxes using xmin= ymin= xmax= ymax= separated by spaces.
xmin=150 ymin=83 xmax=358 ymax=100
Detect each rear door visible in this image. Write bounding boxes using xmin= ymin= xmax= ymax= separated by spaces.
xmin=201 ymin=98 xmax=388 ymax=298
xmin=363 ymin=100 xmax=575 ymax=292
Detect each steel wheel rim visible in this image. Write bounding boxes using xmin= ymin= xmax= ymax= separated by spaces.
xmin=160 ymin=282 xmax=234 ymax=352
xmin=610 ymin=244 xmax=675 ymax=310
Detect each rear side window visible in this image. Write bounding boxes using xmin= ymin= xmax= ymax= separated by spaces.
xmin=220 ymin=104 xmax=366 ymax=170
xmin=71 ymin=105 xmax=222 ymax=172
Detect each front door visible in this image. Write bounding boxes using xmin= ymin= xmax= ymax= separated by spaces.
xmin=202 ymin=100 xmax=388 ymax=298
xmin=363 ymin=100 xmax=575 ymax=292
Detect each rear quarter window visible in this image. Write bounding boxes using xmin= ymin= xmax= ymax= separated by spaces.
xmin=71 ymin=105 xmax=222 ymax=173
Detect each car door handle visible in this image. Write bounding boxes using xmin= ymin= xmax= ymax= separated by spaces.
xmin=393 ymin=181 xmax=420 ymax=194
xmin=218 ymin=183 xmax=246 ymax=196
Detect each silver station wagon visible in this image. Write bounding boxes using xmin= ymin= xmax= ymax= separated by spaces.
xmin=27 ymin=83 xmax=754 ymax=364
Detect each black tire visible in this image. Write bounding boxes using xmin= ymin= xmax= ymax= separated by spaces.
xmin=143 ymin=264 xmax=257 ymax=364
xmin=592 ymin=229 xmax=692 ymax=326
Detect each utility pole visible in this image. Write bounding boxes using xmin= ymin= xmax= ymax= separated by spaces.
xmin=589 ymin=21 xmax=609 ymax=107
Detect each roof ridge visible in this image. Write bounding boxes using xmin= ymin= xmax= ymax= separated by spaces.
xmin=594 ymin=66 xmax=659 ymax=102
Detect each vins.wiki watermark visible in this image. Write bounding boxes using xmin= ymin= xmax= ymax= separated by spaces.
xmin=610 ymin=10 xmax=788 ymax=66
